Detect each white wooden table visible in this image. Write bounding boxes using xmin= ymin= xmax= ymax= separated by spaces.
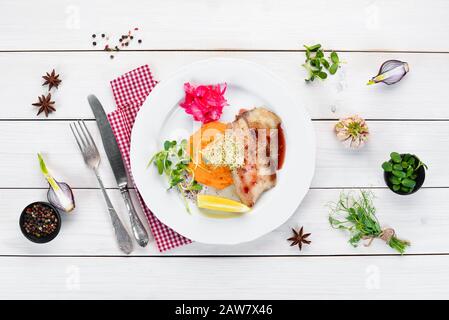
xmin=1 ymin=0 xmax=449 ymax=299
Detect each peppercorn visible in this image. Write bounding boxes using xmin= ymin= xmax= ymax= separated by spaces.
xmin=92 ymin=34 xmax=96 ymax=38
xmin=93 ymin=41 xmax=97 ymax=46
xmin=21 ymin=203 xmax=59 ymax=238
xmin=138 ymin=39 xmax=142 ymax=43
xmin=101 ymin=34 xmax=105 ymax=38
xmin=130 ymin=36 xmax=134 ymax=40
xmin=110 ymin=55 xmax=114 ymax=59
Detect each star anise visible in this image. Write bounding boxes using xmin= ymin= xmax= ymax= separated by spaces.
xmin=32 ymin=93 xmax=56 ymax=117
xmin=287 ymin=226 xmax=311 ymax=250
xmin=42 ymin=69 xmax=61 ymax=90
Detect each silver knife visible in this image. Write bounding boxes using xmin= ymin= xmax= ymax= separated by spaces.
xmin=88 ymin=94 xmax=149 ymax=247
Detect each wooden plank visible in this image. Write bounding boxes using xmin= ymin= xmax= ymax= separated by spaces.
xmin=2 ymin=188 xmax=447 ymax=256
xmin=1 ymin=51 xmax=448 ymax=120
xmin=0 ymin=255 xmax=448 ymax=299
xmin=1 ymin=0 xmax=449 ymax=51
xmin=0 ymin=120 xmax=445 ymax=189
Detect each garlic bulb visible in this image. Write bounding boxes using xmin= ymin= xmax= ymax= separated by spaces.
xmin=335 ymin=115 xmax=369 ymax=149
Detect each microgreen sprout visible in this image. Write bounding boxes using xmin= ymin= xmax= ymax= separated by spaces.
xmin=328 ymin=190 xmax=410 ymax=254
xmin=302 ymin=44 xmax=342 ymax=82
xmin=148 ymin=139 xmax=202 ymax=213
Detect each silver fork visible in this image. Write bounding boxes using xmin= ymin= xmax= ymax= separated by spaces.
xmin=70 ymin=120 xmax=133 ymax=254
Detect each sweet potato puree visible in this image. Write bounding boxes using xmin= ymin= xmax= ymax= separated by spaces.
xmin=188 ymin=121 xmax=233 ymax=190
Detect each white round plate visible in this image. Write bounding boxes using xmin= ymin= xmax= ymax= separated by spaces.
xmin=130 ymin=58 xmax=315 ymax=245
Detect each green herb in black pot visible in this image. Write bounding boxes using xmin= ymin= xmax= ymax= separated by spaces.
xmin=382 ymin=152 xmax=427 ymax=195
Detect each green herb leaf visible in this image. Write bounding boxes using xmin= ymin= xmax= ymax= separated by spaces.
xmin=329 ymin=63 xmax=338 ymax=75
xmin=190 ymin=182 xmax=203 ymax=191
xmin=305 ymin=51 xmax=310 ymax=60
xmin=402 ymin=178 xmax=416 ymax=189
xmin=330 ymin=52 xmax=339 ymax=64
xmin=393 ymin=164 xmax=403 ymax=171
xmin=156 ymin=159 xmax=164 ymax=175
xmin=320 ymin=58 xmax=330 ymax=69
xmin=317 ymin=71 xmax=327 ymax=79
xmin=382 ymin=162 xmax=393 ymax=172
xmin=304 ymin=44 xmax=321 ymax=52
xmin=390 ymin=176 xmax=401 ymax=185
xmin=390 ymin=152 xmax=402 ymax=163
xmin=392 ymin=170 xmax=406 ymax=179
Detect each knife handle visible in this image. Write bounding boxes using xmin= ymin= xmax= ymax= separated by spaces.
xmin=120 ymin=187 xmax=150 ymax=247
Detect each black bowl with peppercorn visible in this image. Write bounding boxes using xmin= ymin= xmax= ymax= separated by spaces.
xmin=20 ymin=202 xmax=61 ymax=243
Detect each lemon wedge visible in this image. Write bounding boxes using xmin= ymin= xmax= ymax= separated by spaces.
xmin=197 ymin=195 xmax=251 ymax=213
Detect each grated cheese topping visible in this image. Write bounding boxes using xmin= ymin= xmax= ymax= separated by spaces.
xmin=202 ymin=132 xmax=244 ymax=169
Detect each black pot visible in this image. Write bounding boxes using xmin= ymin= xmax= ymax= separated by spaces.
xmin=384 ymin=154 xmax=426 ymax=195
xmin=19 ymin=201 xmax=61 ymax=243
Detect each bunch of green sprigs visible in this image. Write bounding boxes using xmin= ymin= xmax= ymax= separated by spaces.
xmin=328 ymin=190 xmax=410 ymax=254
xmin=302 ymin=44 xmax=341 ymax=82
xmin=148 ymin=139 xmax=202 ymax=213
xmin=382 ymin=152 xmax=427 ymax=193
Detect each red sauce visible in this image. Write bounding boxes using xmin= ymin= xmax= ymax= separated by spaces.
xmin=277 ymin=125 xmax=286 ymax=170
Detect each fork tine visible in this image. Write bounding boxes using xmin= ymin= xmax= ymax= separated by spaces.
xmin=70 ymin=123 xmax=84 ymax=153
xmin=73 ymin=121 xmax=87 ymax=148
xmin=80 ymin=120 xmax=99 ymax=153
xmin=77 ymin=120 xmax=90 ymax=147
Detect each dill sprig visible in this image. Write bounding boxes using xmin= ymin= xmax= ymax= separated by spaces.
xmin=328 ymin=190 xmax=410 ymax=254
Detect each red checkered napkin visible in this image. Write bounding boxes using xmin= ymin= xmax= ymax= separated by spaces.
xmin=107 ymin=65 xmax=192 ymax=252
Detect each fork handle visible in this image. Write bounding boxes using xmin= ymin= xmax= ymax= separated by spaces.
xmin=94 ymin=169 xmax=133 ymax=254
xmin=120 ymin=187 xmax=150 ymax=247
